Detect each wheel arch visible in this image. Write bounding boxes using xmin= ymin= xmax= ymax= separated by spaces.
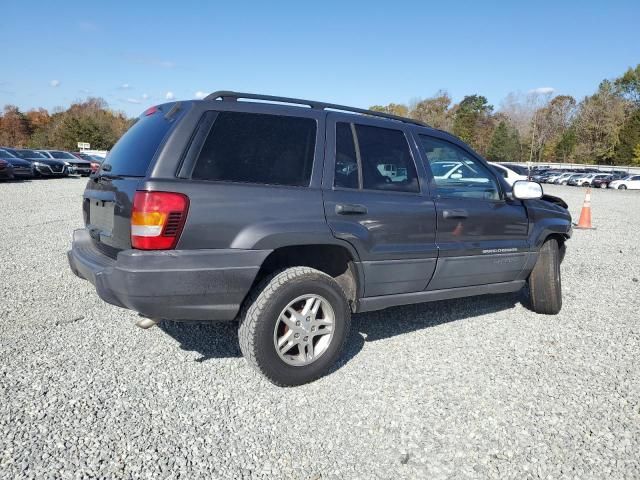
xmin=247 ymin=242 xmax=364 ymax=311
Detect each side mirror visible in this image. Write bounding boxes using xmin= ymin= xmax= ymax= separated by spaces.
xmin=512 ymin=180 xmax=543 ymax=200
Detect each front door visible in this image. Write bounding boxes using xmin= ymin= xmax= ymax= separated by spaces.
xmin=322 ymin=115 xmax=438 ymax=297
xmin=414 ymin=133 xmax=530 ymax=290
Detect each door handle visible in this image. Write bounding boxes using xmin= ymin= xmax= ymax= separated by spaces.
xmin=443 ymin=209 xmax=469 ymax=219
xmin=336 ymin=203 xmax=368 ymax=215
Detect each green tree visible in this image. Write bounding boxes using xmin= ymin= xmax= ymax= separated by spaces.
xmin=487 ymin=120 xmax=521 ymax=162
xmin=614 ymin=64 xmax=640 ymax=105
xmin=614 ymin=109 xmax=640 ymax=165
xmin=573 ymin=80 xmax=627 ymax=164
xmin=633 ymin=143 xmax=640 ymax=165
xmin=554 ymin=128 xmax=577 ymax=162
xmin=452 ymin=95 xmax=493 ymax=153
xmin=34 ymin=97 xmax=131 ymax=150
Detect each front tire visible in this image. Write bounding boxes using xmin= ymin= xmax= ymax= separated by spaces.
xmin=239 ymin=267 xmax=351 ymax=386
xmin=528 ymin=238 xmax=562 ymax=315
xmin=619 ymin=184 xmax=627 ymax=190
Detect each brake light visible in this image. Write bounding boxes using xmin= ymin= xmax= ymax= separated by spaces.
xmin=143 ymin=106 xmax=159 ymax=116
xmin=131 ymin=191 xmax=189 ymax=250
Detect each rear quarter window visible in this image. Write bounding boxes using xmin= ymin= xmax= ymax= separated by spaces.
xmin=101 ymin=104 xmax=180 ymax=177
xmin=191 ymin=111 xmax=316 ymax=187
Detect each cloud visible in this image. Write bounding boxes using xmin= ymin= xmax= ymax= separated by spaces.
xmin=142 ymin=93 xmax=149 ymax=100
xmin=118 ymin=83 xmax=132 ymax=90
xmin=50 ymin=80 xmax=60 ymax=87
xmin=79 ymin=88 xmax=91 ymax=94
xmin=194 ymin=91 xmax=207 ymax=99
xmin=126 ymin=98 xmax=141 ymax=104
xmin=165 ymin=91 xmax=175 ymax=100
xmin=528 ymin=87 xmax=555 ymax=95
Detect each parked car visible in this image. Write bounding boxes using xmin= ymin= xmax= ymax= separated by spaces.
xmin=0 ymin=148 xmax=34 ymax=178
xmin=0 ymin=159 xmax=14 ymax=180
xmin=1 ymin=148 xmax=69 ymax=177
xmin=489 ymin=162 xmax=528 ymax=186
xmin=72 ymin=152 xmax=104 ymax=174
xmin=565 ymin=174 xmax=587 ymax=186
xmin=531 ymin=170 xmax=555 ymax=182
xmin=554 ymin=172 xmax=576 ymax=185
xmin=609 ymin=175 xmax=640 ymax=190
xmin=578 ymin=173 xmax=611 ymax=187
xmin=37 ymin=149 xmax=90 ymax=175
xmin=543 ymin=171 xmax=567 ymax=183
xmin=68 ymin=91 xmax=572 ymax=386
xmin=591 ymin=174 xmax=627 ymax=189
xmin=500 ymin=163 xmax=530 ymax=178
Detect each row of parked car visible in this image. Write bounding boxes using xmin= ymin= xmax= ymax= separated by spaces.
xmin=530 ymin=168 xmax=640 ymax=190
xmin=0 ymin=147 xmax=104 ymax=181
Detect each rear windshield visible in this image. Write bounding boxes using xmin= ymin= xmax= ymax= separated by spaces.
xmin=101 ymin=104 xmax=179 ymax=177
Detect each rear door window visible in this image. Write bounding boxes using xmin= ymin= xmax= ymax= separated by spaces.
xmin=333 ymin=122 xmax=419 ymax=193
xmin=101 ymin=104 xmax=180 ymax=177
xmin=192 ymin=111 xmax=316 ymax=187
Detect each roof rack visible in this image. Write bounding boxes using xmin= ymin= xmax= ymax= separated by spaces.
xmin=204 ymin=90 xmax=430 ymax=128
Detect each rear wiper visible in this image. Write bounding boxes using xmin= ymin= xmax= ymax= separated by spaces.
xmin=94 ymin=172 xmax=124 ymax=181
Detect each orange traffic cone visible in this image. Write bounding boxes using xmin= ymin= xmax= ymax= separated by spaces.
xmin=574 ymin=188 xmax=595 ymax=229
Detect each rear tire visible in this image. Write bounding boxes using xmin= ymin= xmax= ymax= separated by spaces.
xmin=238 ymin=267 xmax=351 ymax=386
xmin=528 ymin=238 xmax=562 ymax=315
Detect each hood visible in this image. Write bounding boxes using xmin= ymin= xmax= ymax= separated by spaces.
xmin=2 ymin=157 xmax=33 ymax=167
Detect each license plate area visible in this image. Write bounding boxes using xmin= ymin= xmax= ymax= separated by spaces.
xmin=89 ymin=200 xmax=114 ymax=235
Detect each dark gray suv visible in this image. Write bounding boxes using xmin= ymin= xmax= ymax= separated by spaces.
xmin=68 ymin=91 xmax=572 ymax=386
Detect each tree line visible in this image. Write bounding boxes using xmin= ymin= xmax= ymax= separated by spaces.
xmin=0 ymin=98 xmax=132 ymax=151
xmin=1 ymin=64 xmax=639 ymax=164
xmin=370 ymin=64 xmax=640 ymax=166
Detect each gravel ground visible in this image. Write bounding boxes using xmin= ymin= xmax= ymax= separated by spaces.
xmin=1 ymin=178 xmax=639 ymax=480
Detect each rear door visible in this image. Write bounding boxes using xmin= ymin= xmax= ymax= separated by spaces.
xmin=414 ymin=132 xmax=530 ymax=290
xmin=84 ymin=103 xmax=186 ymax=256
xmin=322 ymin=114 xmax=438 ymax=297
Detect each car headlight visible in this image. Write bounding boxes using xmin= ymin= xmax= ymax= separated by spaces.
xmin=32 ymin=162 xmax=43 ymax=167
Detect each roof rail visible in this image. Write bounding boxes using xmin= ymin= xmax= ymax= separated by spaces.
xmin=204 ymin=90 xmax=430 ymax=128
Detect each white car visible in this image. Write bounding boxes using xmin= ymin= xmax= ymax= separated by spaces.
xmin=429 ymin=161 xmax=492 ymax=184
xmin=609 ymin=175 xmax=640 ymax=190
xmin=545 ymin=171 xmax=569 ymax=183
xmin=553 ymin=172 xmax=575 ymax=185
xmin=575 ymin=173 xmax=610 ymax=187
xmin=489 ymin=162 xmax=528 ymax=186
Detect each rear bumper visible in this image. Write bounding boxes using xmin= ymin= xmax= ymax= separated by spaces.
xmin=67 ymin=229 xmax=271 ymax=321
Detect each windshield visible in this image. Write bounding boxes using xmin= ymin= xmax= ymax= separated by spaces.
xmin=49 ymin=151 xmax=77 ymax=160
xmin=0 ymin=149 xmax=17 ymax=158
xmin=18 ymin=149 xmax=47 ymax=159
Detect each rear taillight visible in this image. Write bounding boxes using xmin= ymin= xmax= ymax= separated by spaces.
xmin=131 ymin=191 xmax=189 ymax=250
